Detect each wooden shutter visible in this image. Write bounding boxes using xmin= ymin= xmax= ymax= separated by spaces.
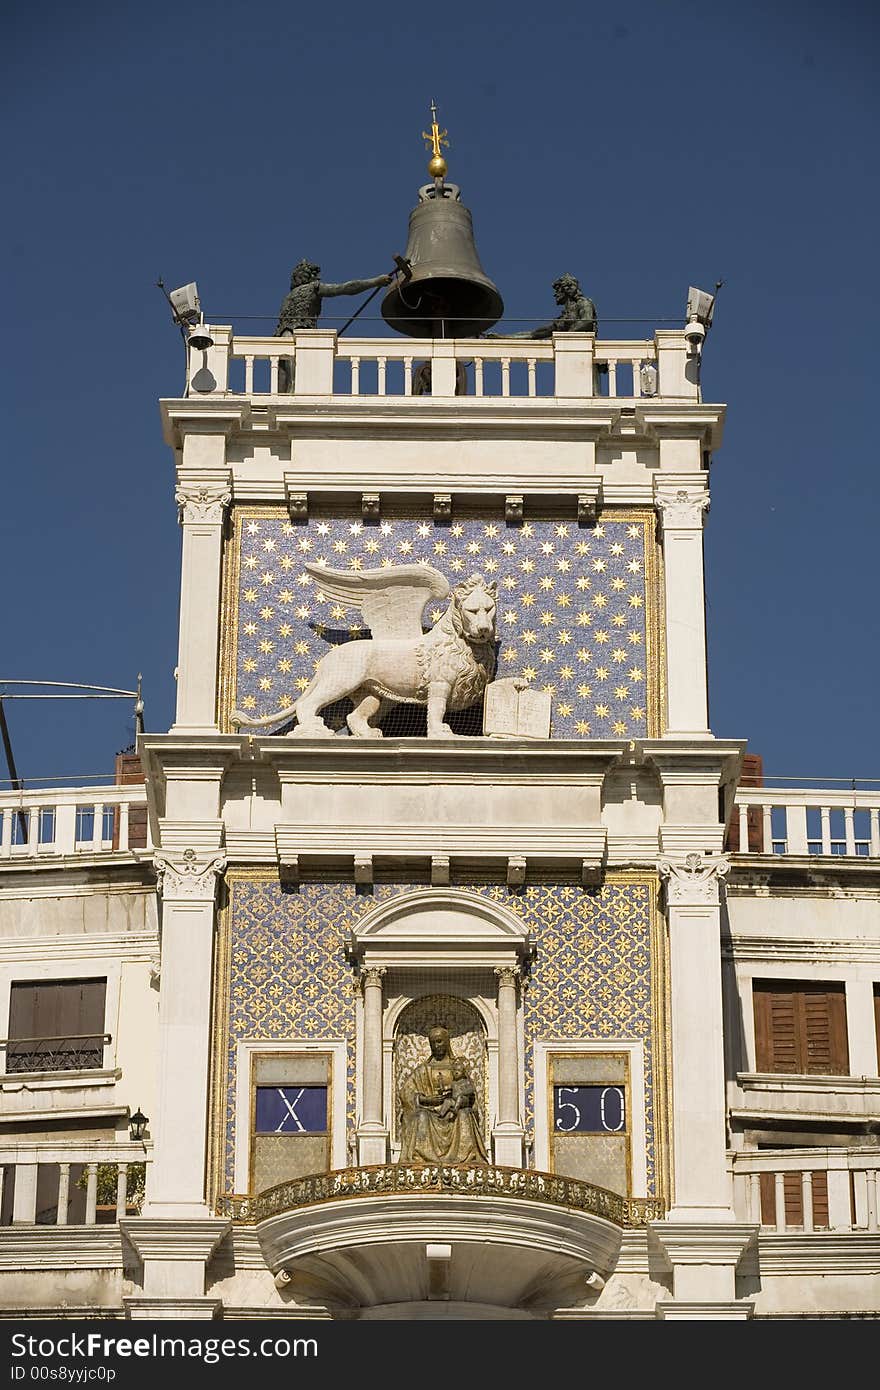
xmin=874 ymin=986 xmax=880 ymax=1075
xmin=803 ymin=986 xmax=848 ymax=1075
xmin=8 ymin=979 xmax=106 ymax=1069
xmin=754 ymin=985 xmax=798 ymax=1072
xmin=753 ymin=982 xmax=848 ymax=1075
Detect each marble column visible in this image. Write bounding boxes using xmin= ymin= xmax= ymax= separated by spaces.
xmin=172 ymin=477 xmax=231 ymax=732
xmin=145 ymin=849 xmax=226 ymax=1218
xmin=357 ymin=966 xmax=388 ymax=1165
xmin=654 ymin=478 xmax=711 ymax=737
xmin=658 ymin=853 xmax=734 ymax=1219
xmin=493 ymin=966 xmax=525 ymax=1166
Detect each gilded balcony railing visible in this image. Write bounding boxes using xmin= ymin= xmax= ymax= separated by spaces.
xmin=219 ymin=1162 xmax=666 ymax=1228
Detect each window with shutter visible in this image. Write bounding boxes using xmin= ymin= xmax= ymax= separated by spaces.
xmin=6 ymin=979 xmax=107 ymax=1072
xmin=753 ymin=981 xmax=849 ymax=1076
xmin=874 ymin=986 xmax=880 ymax=1076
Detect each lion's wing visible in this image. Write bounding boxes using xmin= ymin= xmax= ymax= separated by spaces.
xmin=304 ymin=562 xmax=450 ymax=640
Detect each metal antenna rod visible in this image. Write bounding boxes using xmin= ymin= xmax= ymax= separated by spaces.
xmin=0 ymin=698 xmax=27 ymax=842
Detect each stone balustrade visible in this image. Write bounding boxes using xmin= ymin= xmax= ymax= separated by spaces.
xmin=0 ymin=784 xmax=151 ymax=860
xmin=729 ymin=786 xmax=880 ymax=859
xmin=0 ymin=1141 xmax=151 ymax=1225
xmin=189 ymin=328 xmax=690 ymax=401
xmin=730 ymin=1147 xmax=879 ymax=1233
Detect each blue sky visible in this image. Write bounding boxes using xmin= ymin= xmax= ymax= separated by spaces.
xmin=3 ymin=0 xmax=877 ymax=786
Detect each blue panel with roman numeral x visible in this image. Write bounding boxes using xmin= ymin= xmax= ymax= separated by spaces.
xmin=255 ymin=1085 xmax=327 ymax=1134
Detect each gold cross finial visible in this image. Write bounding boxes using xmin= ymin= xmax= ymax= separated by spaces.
xmin=422 ymin=100 xmax=449 ymax=178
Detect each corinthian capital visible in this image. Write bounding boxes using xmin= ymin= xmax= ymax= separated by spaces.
xmin=154 ymin=847 xmax=227 ymax=902
xmin=653 ymin=477 xmax=710 ymax=531
xmin=360 ymin=965 xmax=387 ymax=992
xmin=494 ymin=966 xmax=521 ymax=990
xmin=175 ymin=485 xmax=232 ymax=525
xmin=658 ymin=852 xmax=730 ymax=907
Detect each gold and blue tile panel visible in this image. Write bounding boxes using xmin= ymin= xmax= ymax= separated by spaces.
xmin=220 ymin=506 xmax=659 ymax=739
xmin=216 ymin=874 xmax=662 ymax=1197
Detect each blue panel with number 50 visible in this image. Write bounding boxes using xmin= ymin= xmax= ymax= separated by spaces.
xmin=553 ymin=1085 xmax=626 ymax=1133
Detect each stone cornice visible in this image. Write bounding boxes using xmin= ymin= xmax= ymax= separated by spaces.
xmin=722 ymin=934 xmax=880 ymax=963
xmin=728 ymin=856 xmax=880 ymax=887
xmin=0 ymin=857 xmax=157 ymax=889
xmin=648 ymin=1222 xmax=758 ymax=1267
xmin=160 ymin=399 xmax=251 ymax=448
xmin=120 ymin=1218 xmax=231 ymax=1263
xmin=637 ymin=404 xmax=725 ymax=449
xmin=0 ymin=930 xmax=157 ymax=961
xmin=735 ymin=1073 xmax=880 ymax=1095
xmin=0 ymin=1226 xmax=123 ymax=1269
xmin=141 ymin=733 xmax=626 ymax=783
xmin=755 ymin=1233 xmax=880 ymax=1275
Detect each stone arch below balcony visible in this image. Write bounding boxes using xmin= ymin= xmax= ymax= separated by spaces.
xmin=255 ymin=1190 xmax=625 ymax=1317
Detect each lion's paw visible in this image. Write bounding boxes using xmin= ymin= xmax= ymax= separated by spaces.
xmin=290 ymin=720 xmax=334 ymax=739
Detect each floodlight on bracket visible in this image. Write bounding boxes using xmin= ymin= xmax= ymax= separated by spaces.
xmin=157 ymin=278 xmax=214 ymax=350
xmin=684 ymin=281 xmax=723 ymax=357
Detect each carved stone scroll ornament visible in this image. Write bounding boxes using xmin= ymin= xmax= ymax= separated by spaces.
xmin=658 ymin=852 xmax=730 ymax=907
xmin=154 ymin=848 xmax=227 ymax=902
xmin=654 ymin=484 xmax=710 ymax=532
xmin=174 ymin=486 xmax=232 ymax=526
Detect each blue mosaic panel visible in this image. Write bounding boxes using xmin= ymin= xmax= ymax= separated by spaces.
xmin=227 ymin=510 xmax=652 ymax=738
xmin=223 ymin=877 xmax=659 ymax=1196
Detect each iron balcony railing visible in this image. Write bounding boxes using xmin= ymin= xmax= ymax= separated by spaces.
xmin=0 ymin=1033 xmax=111 ymax=1074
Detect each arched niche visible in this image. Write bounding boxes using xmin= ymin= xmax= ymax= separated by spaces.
xmin=349 ymin=890 xmax=530 ymax=1168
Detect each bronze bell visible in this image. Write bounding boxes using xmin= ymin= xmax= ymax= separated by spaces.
xmin=382 ymin=182 xmax=504 ymax=338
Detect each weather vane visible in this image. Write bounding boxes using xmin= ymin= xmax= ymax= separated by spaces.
xmin=422 ymin=99 xmax=449 ymax=180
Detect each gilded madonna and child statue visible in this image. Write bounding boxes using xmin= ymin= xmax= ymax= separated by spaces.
xmin=398 ymin=1026 xmax=488 ymax=1165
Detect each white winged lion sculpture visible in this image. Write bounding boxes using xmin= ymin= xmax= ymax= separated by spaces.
xmin=232 ymin=562 xmax=498 ymax=739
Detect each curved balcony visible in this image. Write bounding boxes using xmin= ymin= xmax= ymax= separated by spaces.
xmin=220 ymin=1164 xmax=665 ymax=1316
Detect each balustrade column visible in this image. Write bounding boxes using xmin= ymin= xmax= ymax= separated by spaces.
xmin=12 ymin=1163 xmax=38 ymax=1223
xmin=56 ymin=1163 xmax=70 ymax=1226
xmin=85 ymin=1164 xmax=98 ymax=1224
xmin=357 ymin=967 xmax=388 ymax=1165
xmin=493 ymin=966 xmax=525 ymax=1166
xmin=116 ymin=1163 xmax=129 ymax=1219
